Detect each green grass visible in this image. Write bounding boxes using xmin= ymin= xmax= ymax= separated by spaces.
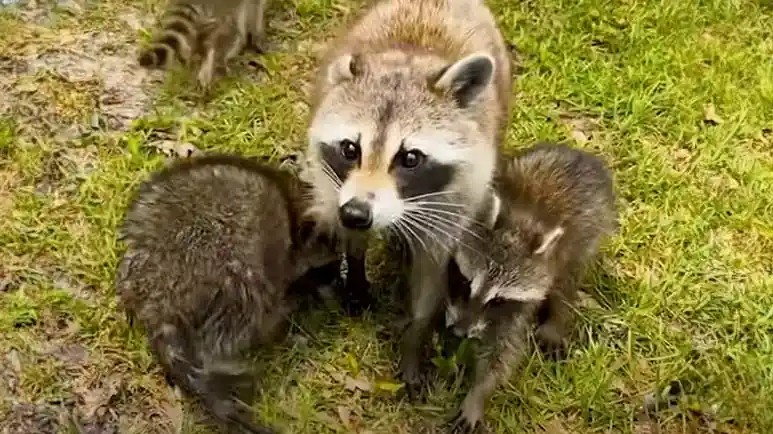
xmin=1 ymin=0 xmax=772 ymax=432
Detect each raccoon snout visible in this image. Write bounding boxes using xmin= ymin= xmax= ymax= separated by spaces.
xmin=339 ymin=198 xmax=373 ymax=230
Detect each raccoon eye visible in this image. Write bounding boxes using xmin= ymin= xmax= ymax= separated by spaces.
xmin=340 ymin=139 xmax=360 ymax=161
xmin=400 ymin=150 xmax=424 ymax=169
xmin=486 ymin=297 xmax=508 ymax=308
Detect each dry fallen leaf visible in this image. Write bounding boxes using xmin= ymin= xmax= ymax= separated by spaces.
xmin=162 ymin=386 xmax=184 ymax=434
xmin=337 ymin=406 xmax=351 ymax=427
xmin=569 ymin=129 xmax=589 ymax=144
xmin=703 ymin=103 xmax=724 ymax=125
xmin=77 ymin=374 xmax=123 ymax=420
xmin=79 ymin=387 xmax=111 ymax=419
xmin=149 ymin=140 xmax=202 ymax=159
xmin=344 ymin=375 xmax=372 ymax=392
xmin=373 ymin=380 xmax=404 ymax=394
xmin=611 ymin=377 xmax=631 ymax=397
xmin=7 ymin=349 xmax=22 ymax=373
xmin=633 ymin=421 xmax=656 ymax=434
xmin=539 ymin=418 xmax=571 ymax=434
xmin=577 ymin=290 xmax=601 ymax=310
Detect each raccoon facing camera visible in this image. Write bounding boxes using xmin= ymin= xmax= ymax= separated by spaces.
xmin=444 ymin=143 xmax=618 ymax=433
xmin=116 ymin=154 xmax=341 ymax=434
xmin=301 ymin=0 xmax=514 ymax=401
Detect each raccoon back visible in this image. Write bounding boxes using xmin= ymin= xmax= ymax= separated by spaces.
xmin=496 ymin=143 xmax=618 ymax=257
xmin=117 ymin=155 xmax=301 ymax=341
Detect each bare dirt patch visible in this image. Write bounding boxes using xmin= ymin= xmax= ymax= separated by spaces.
xmin=1 ymin=402 xmax=66 ymax=434
xmin=1 ymin=20 xmax=162 ymax=134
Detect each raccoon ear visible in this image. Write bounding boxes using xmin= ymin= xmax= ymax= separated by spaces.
xmin=534 ymin=226 xmax=565 ymax=257
xmin=433 ymin=53 xmax=495 ymax=107
xmin=327 ymin=53 xmax=363 ymax=85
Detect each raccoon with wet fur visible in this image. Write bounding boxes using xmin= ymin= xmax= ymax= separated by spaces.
xmin=137 ymin=0 xmax=269 ymax=88
xmin=444 ymin=143 xmax=618 ymax=432
xmin=116 ymin=154 xmax=340 ymax=434
xmin=300 ymin=0 xmax=512 ymax=396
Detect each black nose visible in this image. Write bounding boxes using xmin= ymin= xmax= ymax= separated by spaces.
xmin=339 ymin=198 xmax=373 ymax=230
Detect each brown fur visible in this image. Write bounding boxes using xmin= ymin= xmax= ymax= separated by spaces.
xmin=116 ymin=154 xmax=340 ymax=434
xmin=309 ymin=0 xmax=511 ymax=144
xmin=446 ymin=143 xmax=618 ymax=432
xmin=301 ymin=0 xmax=514 ymax=399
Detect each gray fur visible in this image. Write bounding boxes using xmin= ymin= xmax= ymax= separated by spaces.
xmin=301 ymin=0 xmax=513 ymax=399
xmin=116 ymin=154 xmax=339 ymax=434
xmin=446 ymin=143 xmax=618 ymax=432
xmin=137 ymin=0 xmax=269 ymax=88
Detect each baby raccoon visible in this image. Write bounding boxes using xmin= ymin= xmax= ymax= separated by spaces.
xmin=444 ymin=143 xmax=618 ymax=432
xmin=115 ymin=154 xmax=340 ymax=434
xmin=138 ymin=0 xmax=269 ymax=88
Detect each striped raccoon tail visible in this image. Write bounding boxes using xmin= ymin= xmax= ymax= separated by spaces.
xmin=138 ymin=2 xmax=204 ymax=69
xmin=150 ymin=322 xmax=277 ymax=434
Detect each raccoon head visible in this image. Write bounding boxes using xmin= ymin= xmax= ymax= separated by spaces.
xmin=306 ymin=50 xmax=498 ymax=236
xmin=446 ymin=218 xmax=566 ymax=339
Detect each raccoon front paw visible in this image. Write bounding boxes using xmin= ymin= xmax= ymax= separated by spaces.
xmin=247 ymin=34 xmax=267 ymax=54
xmin=399 ymin=362 xmax=430 ymax=403
xmin=448 ymin=394 xmax=487 ymax=433
xmin=538 ymin=340 xmax=567 ymax=361
xmin=340 ymin=278 xmax=374 ymax=316
xmin=448 ymin=409 xmax=484 ymax=434
xmin=402 ymin=376 xmax=428 ymax=403
xmin=536 ymin=325 xmax=568 ymax=361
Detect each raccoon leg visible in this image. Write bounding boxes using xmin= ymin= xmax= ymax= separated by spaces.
xmin=196 ymin=21 xmax=246 ymax=89
xmin=449 ymin=309 xmax=536 ymax=434
xmin=246 ymin=0 xmax=269 ymax=53
xmin=399 ymin=251 xmax=448 ymax=401
xmin=149 ymin=323 xmax=276 ymax=434
xmin=337 ymin=235 xmax=373 ymax=316
xmin=287 ymin=259 xmax=344 ymax=312
xmin=535 ymin=278 xmax=577 ymax=360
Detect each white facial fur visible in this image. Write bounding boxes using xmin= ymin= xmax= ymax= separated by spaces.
xmin=308 ymin=108 xmax=483 ymax=230
xmin=306 ymin=48 xmax=500 ymax=237
xmin=482 ymin=283 xmax=549 ymax=304
xmin=445 ymin=303 xmax=461 ymax=328
xmin=468 ymin=271 xmax=488 ymax=298
xmin=466 ymin=319 xmax=489 ymax=339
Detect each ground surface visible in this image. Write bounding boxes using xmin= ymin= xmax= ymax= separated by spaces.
xmin=1 ymin=0 xmax=772 ymax=433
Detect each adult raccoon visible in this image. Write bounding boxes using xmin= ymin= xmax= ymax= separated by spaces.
xmin=300 ymin=0 xmax=513 ymax=397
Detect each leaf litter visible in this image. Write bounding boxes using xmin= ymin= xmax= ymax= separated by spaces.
xmin=3 ymin=22 xmax=162 ymax=133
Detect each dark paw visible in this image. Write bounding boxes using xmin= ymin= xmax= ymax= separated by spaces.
xmin=538 ymin=340 xmax=567 ymax=361
xmin=448 ymin=411 xmax=482 ymax=434
xmin=402 ymin=377 xmax=428 ymax=403
xmin=163 ymin=372 xmax=177 ymax=389
xmin=440 ymin=330 xmax=464 ymax=360
xmin=399 ymin=363 xmax=430 ymax=403
xmin=340 ymin=279 xmax=374 ymax=316
xmin=246 ymin=35 xmax=267 ymax=54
